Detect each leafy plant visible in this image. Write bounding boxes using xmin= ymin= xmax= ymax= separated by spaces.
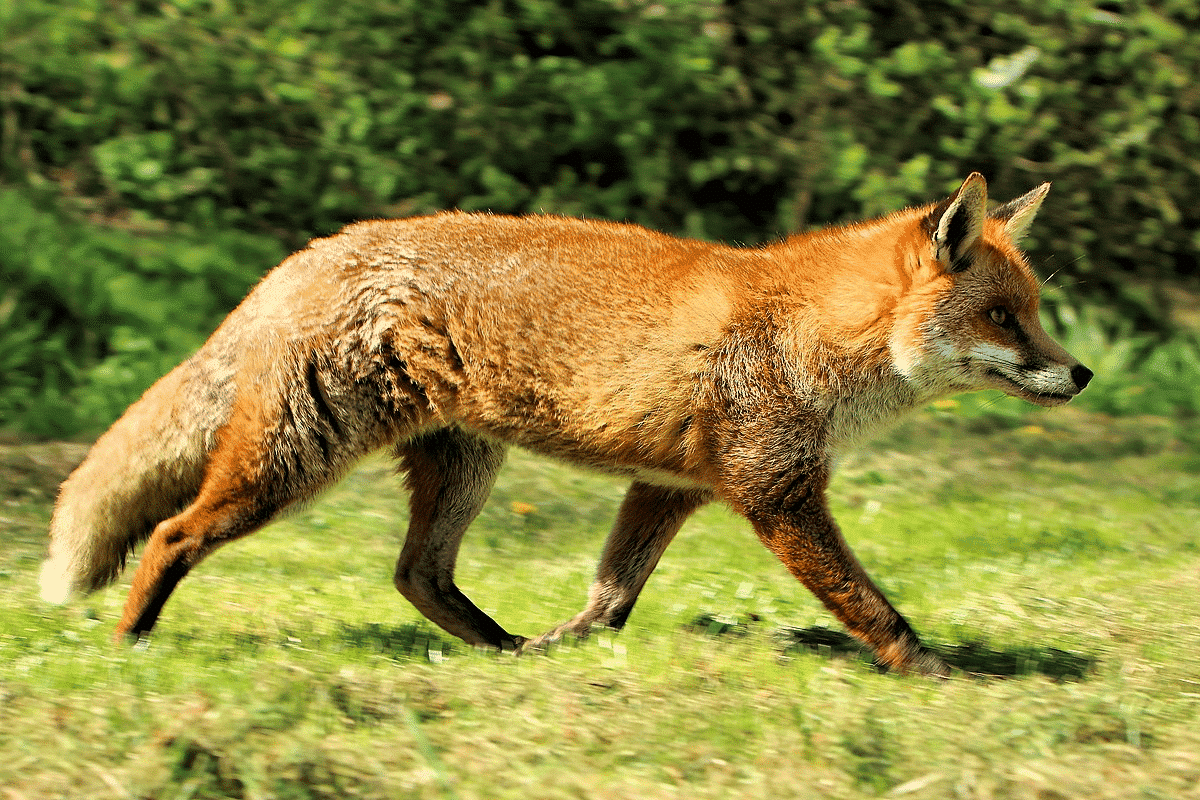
xmin=0 ymin=187 xmax=280 ymax=436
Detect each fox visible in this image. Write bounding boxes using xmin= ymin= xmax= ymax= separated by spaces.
xmin=39 ymin=172 xmax=1091 ymax=675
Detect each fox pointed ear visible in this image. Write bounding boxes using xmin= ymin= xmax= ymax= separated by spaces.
xmin=928 ymin=173 xmax=987 ymax=273
xmin=989 ymin=182 xmax=1050 ymax=242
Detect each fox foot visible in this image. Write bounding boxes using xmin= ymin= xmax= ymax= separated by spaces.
xmin=515 ymin=617 xmax=614 ymax=654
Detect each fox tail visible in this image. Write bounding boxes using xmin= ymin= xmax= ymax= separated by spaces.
xmin=39 ymin=365 xmax=219 ymax=604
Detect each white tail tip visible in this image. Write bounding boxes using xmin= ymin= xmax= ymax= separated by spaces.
xmin=38 ymin=557 xmax=76 ymax=605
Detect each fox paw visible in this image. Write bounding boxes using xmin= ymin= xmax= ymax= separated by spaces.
xmin=910 ymin=648 xmax=952 ymax=678
xmin=515 ymin=618 xmax=606 ymax=654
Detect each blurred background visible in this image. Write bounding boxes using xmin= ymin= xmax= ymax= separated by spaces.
xmin=2 ymin=0 xmax=1198 ymax=438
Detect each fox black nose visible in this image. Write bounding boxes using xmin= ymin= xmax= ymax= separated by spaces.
xmin=1071 ymin=364 xmax=1093 ymax=390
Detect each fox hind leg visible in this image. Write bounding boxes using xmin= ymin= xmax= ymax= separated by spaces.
xmin=114 ymin=438 xmax=313 ymax=639
xmin=115 ymin=483 xmax=272 ymax=638
xmin=522 ymin=481 xmax=709 ymax=651
xmin=115 ymin=376 xmax=381 ymax=639
xmin=392 ymin=427 xmax=516 ymax=649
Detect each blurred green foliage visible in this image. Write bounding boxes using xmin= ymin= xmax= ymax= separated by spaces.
xmin=2 ymin=0 xmax=1199 ymax=435
xmin=0 ymin=188 xmax=281 ymax=436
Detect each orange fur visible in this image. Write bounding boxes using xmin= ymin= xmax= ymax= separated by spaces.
xmin=41 ymin=174 xmax=1090 ymax=674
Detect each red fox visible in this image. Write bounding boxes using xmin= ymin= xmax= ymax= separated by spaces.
xmin=40 ymin=173 xmax=1090 ymax=675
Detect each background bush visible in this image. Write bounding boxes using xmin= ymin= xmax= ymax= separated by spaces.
xmin=0 ymin=187 xmax=281 ymax=436
xmin=2 ymin=0 xmax=1198 ymax=436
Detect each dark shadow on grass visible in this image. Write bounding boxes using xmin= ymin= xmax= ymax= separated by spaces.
xmin=776 ymin=626 xmax=1097 ymax=681
xmin=929 ymin=640 xmax=1097 ymax=680
xmin=335 ymin=622 xmax=456 ymax=660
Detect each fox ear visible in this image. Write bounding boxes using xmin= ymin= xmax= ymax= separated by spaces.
xmin=988 ymin=182 xmax=1050 ymax=243
xmin=928 ymin=173 xmax=987 ymax=273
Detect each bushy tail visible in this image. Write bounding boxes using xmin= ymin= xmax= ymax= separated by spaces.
xmin=39 ymin=364 xmax=219 ymax=604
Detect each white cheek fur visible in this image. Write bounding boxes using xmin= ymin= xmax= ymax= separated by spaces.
xmin=968 ymin=341 xmax=1023 ymax=372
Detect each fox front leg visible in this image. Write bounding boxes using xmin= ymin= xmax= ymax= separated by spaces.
xmin=731 ymin=466 xmax=949 ymax=676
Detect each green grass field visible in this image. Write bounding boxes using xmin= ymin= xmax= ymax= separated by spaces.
xmin=2 ymin=402 xmax=1199 ymax=799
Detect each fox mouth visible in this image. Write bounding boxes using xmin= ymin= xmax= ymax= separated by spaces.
xmin=984 ymin=369 xmax=1078 ymax=407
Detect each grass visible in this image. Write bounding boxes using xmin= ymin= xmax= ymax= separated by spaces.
xmin=2 ymin=402 xmax=1200 ymax=798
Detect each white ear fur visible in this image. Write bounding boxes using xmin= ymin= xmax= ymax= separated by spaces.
xmin=933 ymin=173 xmax=988 ymax=271
xmin=988 ymin=182 xmax=1051 ymax=242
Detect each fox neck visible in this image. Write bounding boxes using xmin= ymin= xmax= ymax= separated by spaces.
xmin=763 ymin=210 xmax=952 ymax=444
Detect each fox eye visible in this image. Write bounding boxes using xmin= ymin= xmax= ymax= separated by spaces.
xmin=988 ymin=306 xmax=1010 ymax=327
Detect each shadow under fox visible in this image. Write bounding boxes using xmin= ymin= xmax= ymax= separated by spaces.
xmin=41 ymin=173 xmax=1091 ymax=675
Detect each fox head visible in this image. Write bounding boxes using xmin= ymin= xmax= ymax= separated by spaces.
xmin=891 ymin=173 xmax=1092 ymax=407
